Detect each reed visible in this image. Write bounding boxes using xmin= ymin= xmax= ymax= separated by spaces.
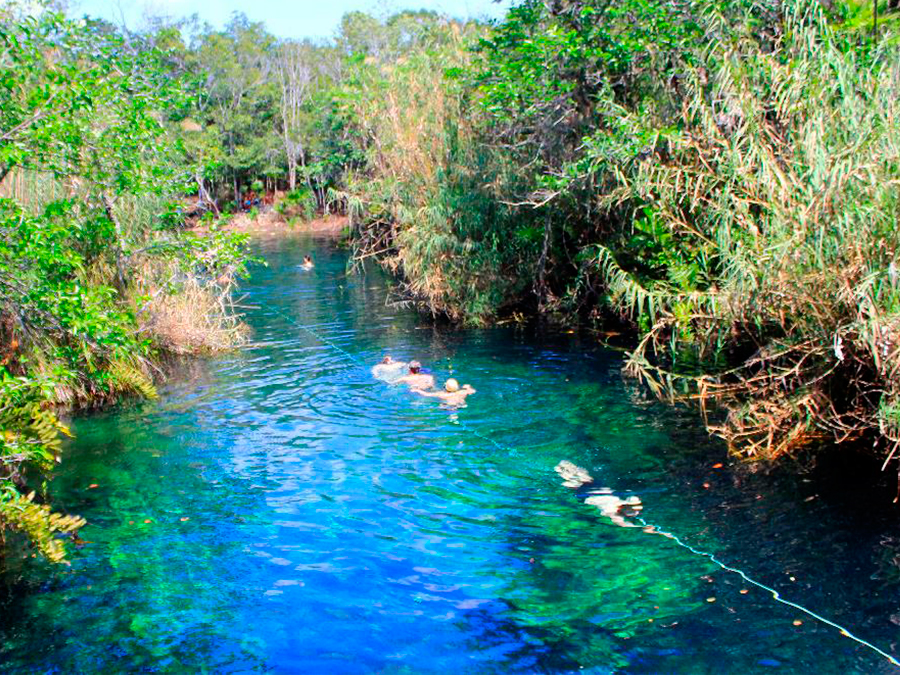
xmin=343 ymin=22 xmax=533 ymax=321
xmin=591 ymin=1 xmax=900 ymax=462
xmin=133 ymin=260 xmax=249 ymax=355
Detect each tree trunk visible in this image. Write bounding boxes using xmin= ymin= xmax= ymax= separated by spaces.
xmin=288 ymin=163 xmax=297 ymax=191
xmin=196 ymin=174 xmax=219 ymax=216
xmin=299 ymin=146 xmax=315 ymax=205
xmin=874 ymin=0 xmax=879 ymax=39
xmin=102 ymin=193 xmax=127 ymax=292
xmin=535 ymin=216 xmax=552 ymax=311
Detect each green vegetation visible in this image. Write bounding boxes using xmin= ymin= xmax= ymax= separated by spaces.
xmin=4 ymin=0 xmax=900 ymax=562
xmin=0 ymin=7 xmax=250 ymax=563
xmin=206 ymin=0 xmax=896 ymax=467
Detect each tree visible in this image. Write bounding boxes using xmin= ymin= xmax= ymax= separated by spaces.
xmin=190 ymin=14 xmax=277 ymax=205
xmin=276 ymin=41 xmax=314 ymax=191
xmin=0 ymin=8 xmax=251 ymax=563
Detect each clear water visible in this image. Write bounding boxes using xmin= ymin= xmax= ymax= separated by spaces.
xmin=3 ymin=235 xmax=900 ymax=674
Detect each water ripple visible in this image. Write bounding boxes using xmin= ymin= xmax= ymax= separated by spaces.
xmin=1 ymin=236 xmax=898 ymax=674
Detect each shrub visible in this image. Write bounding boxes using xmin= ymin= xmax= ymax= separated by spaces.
xmin=587 ymin=2 xmax=900 ymax=461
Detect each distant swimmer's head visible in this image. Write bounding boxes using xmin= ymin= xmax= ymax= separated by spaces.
xmin=408 ymin=360 xmax=422 ymax=374
xmin=444 ymin=378 xmax=460 ymax=393
xmin=381 ymin=355 xmax=394 ymax=364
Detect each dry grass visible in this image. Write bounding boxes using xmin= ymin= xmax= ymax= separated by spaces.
xmin=343 ymin=21 xmax=521 ymax=320
xmin=134 ymin=264 xmax=248 ymax=355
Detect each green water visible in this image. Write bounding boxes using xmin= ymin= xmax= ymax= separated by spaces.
xmin=2 ymin=235 xmax=900 ymax=673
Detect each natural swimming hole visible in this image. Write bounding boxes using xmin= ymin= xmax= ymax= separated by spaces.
xmin=3 ymin=235 xmax=900 ymax=673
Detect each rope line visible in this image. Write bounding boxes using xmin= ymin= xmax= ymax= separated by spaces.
xmin=634 ymin=516 xmax=900 ymax=668
xmin=263 ymin=300 xmax=900 ymax=669
xmin=268 ymin=304 xmax=366 ymax=367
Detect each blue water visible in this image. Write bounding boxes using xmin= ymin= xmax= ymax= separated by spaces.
xmin=2 ymin=235 xmax=900 ymax=673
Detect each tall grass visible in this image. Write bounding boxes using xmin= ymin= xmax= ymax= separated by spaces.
xmin=590 ymin=1 xmax=900 ymax=462
xmin=0 ymin=169 xmax=67 ymax=210
xmin=343 ymin=22 xmax=533 ymax=321
xmin=132 ymin=260 xmax=248 ymax=355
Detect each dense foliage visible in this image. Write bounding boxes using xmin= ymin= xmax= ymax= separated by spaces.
xmin=463 ymin=0 xmax=900 ymax=462
xmin=0 ymin=7 xmax=250 ymax=563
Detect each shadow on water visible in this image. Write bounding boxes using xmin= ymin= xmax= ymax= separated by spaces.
xmin=2 ymin=234 xmax=900 ymax=673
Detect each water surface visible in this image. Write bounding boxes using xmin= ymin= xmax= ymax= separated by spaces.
xmin=2 ymin=235 xmax=900 ymax=674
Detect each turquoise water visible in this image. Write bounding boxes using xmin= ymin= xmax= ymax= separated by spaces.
xmin=2 ymin=235 xmax=900 ymax=673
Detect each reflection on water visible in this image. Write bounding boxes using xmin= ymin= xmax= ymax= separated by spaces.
xmin=2 ymin=235 xmax=900 ymax=673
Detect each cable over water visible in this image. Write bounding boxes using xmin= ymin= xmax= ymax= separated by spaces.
xmin=266 ymin=301 xmax=900 ymax=670
xmin=634 ymin=516 xmax=900 ymax=668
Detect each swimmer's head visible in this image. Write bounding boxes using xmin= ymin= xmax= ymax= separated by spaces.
xmin=444 ymin=378 xmax=460 ymax=393
xmin=381 ymin=355 xmax=393 ymax=364
xmin=620 ymin=495 xmax=643 ymax=518
xmin=408 ymin=360 xmax=421 ymax=374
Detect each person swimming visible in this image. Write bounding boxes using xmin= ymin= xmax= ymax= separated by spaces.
xmin=554 ymin=460 xmax=644 ymax=528
xmin=554 ymin=459 xmax=594 ymax=488
xmin=301 ymin=254 xmax=314 ymax=269
xmin=394 ymin=361 xmax=435 ymax=390
xmin=371 ymin=355 xmax=407 ymax=382
xmin=412 ymin=378 xmax=476 ymax=408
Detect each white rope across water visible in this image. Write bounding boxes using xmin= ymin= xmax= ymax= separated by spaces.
xmin=265 ymin=302 xmax=900 ymax=669
xmin=633 ymin=516 xmax=900 ymax=668
xmin=279 ymin=316 xmax=366 ymax=367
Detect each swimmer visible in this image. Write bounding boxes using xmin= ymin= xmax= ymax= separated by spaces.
xmin=371 ymin=355 xmax=407 ymax=382
xmin=554 ymin=460 xmax=645 ymax=529
xmin=301 ymin=254 xmax=314 ymax=269
xmin=555 ymin=459 xmax=594 ymax=488
xmin=394 ymin=361 xmax=435 ymax=389
xmin=412 ymin=378 xmax=476 ymax=408
xmin=583 ymin=490 xmax=643 ymax=528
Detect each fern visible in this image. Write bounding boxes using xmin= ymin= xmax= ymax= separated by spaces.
xmin=0 ymin=490 xmax=86 ymax=564
xmin=0 ymin=378 xmax=84 ymax=563
xmin=0 ymin=382 xmax=69 ymax=468
xmin=107 ymin=358 xmax=157 ymax=400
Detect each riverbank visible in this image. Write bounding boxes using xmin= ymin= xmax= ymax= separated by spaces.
xmin=189 ymin=212 xmax=349 ymax=238
xmin=0 ymin=9 xmax=261 ymax=565
xmin=3 ymin=236 xmax=898 ymax=673
xmin=335 ymin=4 xmax=900 ymax=473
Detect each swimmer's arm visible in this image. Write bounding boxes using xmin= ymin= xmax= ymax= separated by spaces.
xmin=411 ymin=388 xmax=442 ymax=398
